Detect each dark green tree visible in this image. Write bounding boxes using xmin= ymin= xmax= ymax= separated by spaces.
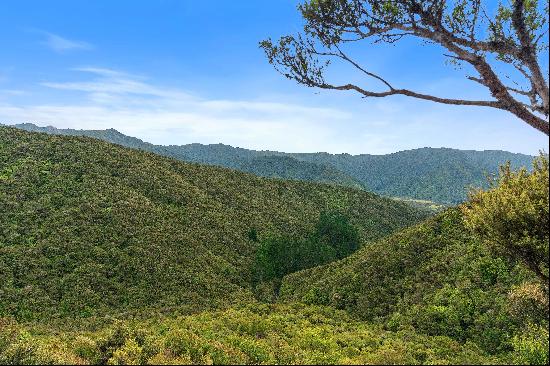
xmin=253 ymin=210 xmax=360 ymax=283
xmin=314 ymin=210 xmax=360 ymax=259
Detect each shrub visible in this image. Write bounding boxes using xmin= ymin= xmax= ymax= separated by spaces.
xmin=462 ymin=155 xmax=549 ymax=282
xmin=107 ymin=338 xmax=143 ymax=365
xmin=314 ymin=210 xmax=360 ymax=259
xmin=511 ymin=324 xmax=549 ymax=365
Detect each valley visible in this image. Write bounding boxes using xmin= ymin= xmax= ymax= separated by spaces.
xmin=0 ymin=125 xmax=547 ymax=364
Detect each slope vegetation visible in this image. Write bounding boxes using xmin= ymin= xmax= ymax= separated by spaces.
xmin=1 ymin=303 xmax=497 ymax=365
xmin=11 ymin=123 xmax=534 ymax=204
xmin=279 ymin=208 xmax=547 ymax=354
xmin=239 ymin=155 xmax=363 ymax=189
xmin=0 ymin=126 xmax=426 ymax=321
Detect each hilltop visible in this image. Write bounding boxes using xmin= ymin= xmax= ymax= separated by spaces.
xmin=9 ymin=123 xmax=364 ymax=191
xmin=0 ymin=126 xmax=426 ymax=321
xmin=10 ymin=123 xmax=535 ymax=204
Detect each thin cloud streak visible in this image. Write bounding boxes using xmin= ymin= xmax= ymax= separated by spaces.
xmin=28 ymin=29 xmax=93 ymax=52
xmin=1 ymin=67 xmax=548 ymax=155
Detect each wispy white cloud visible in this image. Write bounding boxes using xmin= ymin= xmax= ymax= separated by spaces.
xmin=42 ymin=67 xmax=193 ymax=102
xmin=1 ymin=67 xmax=548 ymax=155
xmin=73 ymin=67 xmax=126 ymax=77
xmin=31 ymin=29 xmax=93 ymax=52
xmin=0 ymin=67 xmax=357 ymax=152
xmin=0 ymin=89 xmax=26 ymax=96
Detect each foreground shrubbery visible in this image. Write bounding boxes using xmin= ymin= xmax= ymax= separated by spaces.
xmin=463 ymin=155 xmax=549 ymax=282
xmin=279 ymin=156 xmax=549 ymax=357
xmin=0 ymin=303 xmax=500 ymax=365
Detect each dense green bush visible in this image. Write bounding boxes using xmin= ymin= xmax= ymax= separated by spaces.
xmin=314 ymin=210 xmax=360 ymax=259
xmin=511 ymin=324 xmax=549 ymax=365
xmin=253 ymin=211 xmax=360 ymax=284
xmin=463 ymin=155 xmax=549 ymax=282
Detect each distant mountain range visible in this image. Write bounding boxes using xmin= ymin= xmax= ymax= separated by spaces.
xmin=10 ymin=123 xmax=536 ymax=204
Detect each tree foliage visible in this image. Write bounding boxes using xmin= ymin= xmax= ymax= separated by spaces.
xmin=261 ymin=0 xmax=549 ymax=134
xmin=462 ymin=154 xmax=549 ymax=282
xmin=253 ymin=210 xmax=360 ymax=283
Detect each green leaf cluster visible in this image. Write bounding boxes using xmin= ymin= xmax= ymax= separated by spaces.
xmin=253 ymin=210 xmax=360 ymax=283
xmin=463 ymin=154 xmax=549 ymax=282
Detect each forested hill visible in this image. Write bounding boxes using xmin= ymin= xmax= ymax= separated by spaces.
xmin=278 ymin=207 xmax=546 ymax=357
xmin=9 ymin=123 xmax=364 ymax=190
xmin=292 ymin=148 xmax=536 ymax=204
xmin=0 ymin=126 xmax=426 ymax=320
xmin=10 ymin=123 xmax=535 ymax=204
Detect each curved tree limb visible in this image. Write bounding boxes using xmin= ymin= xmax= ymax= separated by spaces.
xmin=512 ymin=0 xmax=550 ymax=114
xmin=261 ymin=0 xmax=549 ymax=135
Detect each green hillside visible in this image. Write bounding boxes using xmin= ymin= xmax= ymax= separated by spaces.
xmin=278 ymin=207 xmax=548 ymax=355
xmin=292 ymin=148 xmax=535 ymax=204
xmin=10 ymin=123 xmax=168 ymax=154
xmin=239 ymin=156 xmax=363 ymax=189
xmin=2 ymin=125 xmax=545 ymax=365
xmin=9 ymin=124 xmax=364 ymax=191
xmin=0 ymin=126 xmax=427 ymax=321
xmin=10 ymin=123 xmax=535 ymax=204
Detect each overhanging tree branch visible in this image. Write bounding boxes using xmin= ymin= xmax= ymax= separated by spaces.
xmin=261 ymin=0 xmax=549 ymax=135
xmin=323 ymin=82 xmax=503 ymax=107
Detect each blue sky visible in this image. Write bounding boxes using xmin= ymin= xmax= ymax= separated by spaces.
xmin=0 ymin=0 xmax=548 ymax=155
